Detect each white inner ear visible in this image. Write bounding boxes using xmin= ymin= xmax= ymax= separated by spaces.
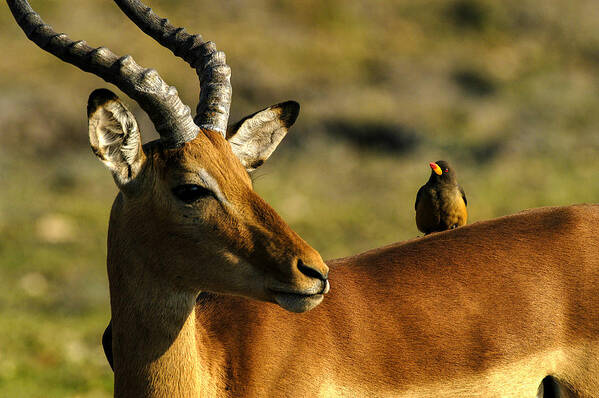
xmin=89 ymin=99 xmax=143 ymax=186
xmin=97 ymin=106 xmax=140 ymax=166
xmin=228 ymin=108 xmax=288 ymax=171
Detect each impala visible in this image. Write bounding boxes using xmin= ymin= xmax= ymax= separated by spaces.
xmin=8 ymin=0 xmax=599 ymax=396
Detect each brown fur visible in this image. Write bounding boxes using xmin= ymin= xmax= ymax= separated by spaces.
xmin=192 ymin=205 xmax=599 ymax=397
xmin=106 ymin=131 xmax=599 ymax=397
xmin=20 ymin=1 xmax=596 ymax=395
xmin=107 ymin=131 xmax=329 ymax=397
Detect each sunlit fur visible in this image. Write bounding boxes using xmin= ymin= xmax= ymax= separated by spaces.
xmin=92 ymin=82 xmax=598 ymax=398
xmin=108 ymin=185 xmax=599 ymax=396
xmin=19 ymin=0 xmax=599 ymax=395
xmin=106 ymin=130 xmax=332 ymax=396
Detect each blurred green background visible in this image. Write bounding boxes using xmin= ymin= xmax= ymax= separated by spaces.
xmin=1 ymin=0 xmax=598 ymax=396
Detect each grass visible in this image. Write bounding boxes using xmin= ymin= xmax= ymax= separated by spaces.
xmin=1 ymin=0 xmax=599 ymax=395
xmin=0 ymin=152 xmax=114 ymax=397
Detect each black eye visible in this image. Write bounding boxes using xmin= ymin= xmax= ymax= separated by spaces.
xmin=444 ymin=168 xmax=449 ymax=173
xmin=172 ymin=184 xmax=213 ymax=203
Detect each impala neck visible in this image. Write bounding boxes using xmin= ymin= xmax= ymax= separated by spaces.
xmin=109 ymin=260 xmax=203 ymax=398
xmin=106 ymin=200 xmax=213 ymax=398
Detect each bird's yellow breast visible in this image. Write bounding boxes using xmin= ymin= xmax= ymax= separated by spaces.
xmin=416 ymin=186 xmax=467 ymax=234
xmin=440 ymin=190 xmax=467 ymax=227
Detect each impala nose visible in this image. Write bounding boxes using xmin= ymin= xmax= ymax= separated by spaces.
xmin=297 ymin=259 xmax=328 ymax=281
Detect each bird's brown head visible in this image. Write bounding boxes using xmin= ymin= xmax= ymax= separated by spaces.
xmin=428 ymin=160 xmax=458 ymax=184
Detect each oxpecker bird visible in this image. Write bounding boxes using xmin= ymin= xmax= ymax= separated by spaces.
xmin=415 ymin=160 xmax=467 ymax=234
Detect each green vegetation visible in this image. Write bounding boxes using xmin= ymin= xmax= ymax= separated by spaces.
xmin=1 ymin=0 xmax=598 ymax=396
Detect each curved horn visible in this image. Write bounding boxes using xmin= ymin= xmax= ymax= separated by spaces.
xmin=113 ymin=0 xmax=232 ymax=137
xmin=7 ymin=0 xmax=198 ymax=148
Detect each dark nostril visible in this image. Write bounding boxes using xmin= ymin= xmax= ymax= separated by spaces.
xmin=297 ymin=259 xmax=328 ymax=281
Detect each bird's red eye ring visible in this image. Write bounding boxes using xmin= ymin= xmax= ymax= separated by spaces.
xmin=444 ymin=168 xmax=449 ymax=173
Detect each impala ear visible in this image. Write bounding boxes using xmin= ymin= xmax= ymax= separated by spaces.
xmin=87 ymin=89 xmax=145 ymax=188
xmin=226 ymin=101 xmax=299 ymax=171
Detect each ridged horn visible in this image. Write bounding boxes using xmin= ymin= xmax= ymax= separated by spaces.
xmin=7 ymin=0 xmax=199 ymax=148
xmin=113 ymin=0 xmax=232 ymax=136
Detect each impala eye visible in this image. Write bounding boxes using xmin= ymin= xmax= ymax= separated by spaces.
xmin=172 ymin=184 xmax=213 ymax=203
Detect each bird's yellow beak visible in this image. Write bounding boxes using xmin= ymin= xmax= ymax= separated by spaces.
xmin=430 ymin=162 xmax=442 ymax=175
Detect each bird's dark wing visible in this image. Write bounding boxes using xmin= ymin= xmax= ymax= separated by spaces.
xmin=415 ymin=185 xmax=425 ymax=210
xmin=459 ymin=186 xmax=467 ymax=207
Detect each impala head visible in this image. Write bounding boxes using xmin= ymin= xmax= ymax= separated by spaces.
xmin=9 ymin=0 xmax=328 ymax=313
